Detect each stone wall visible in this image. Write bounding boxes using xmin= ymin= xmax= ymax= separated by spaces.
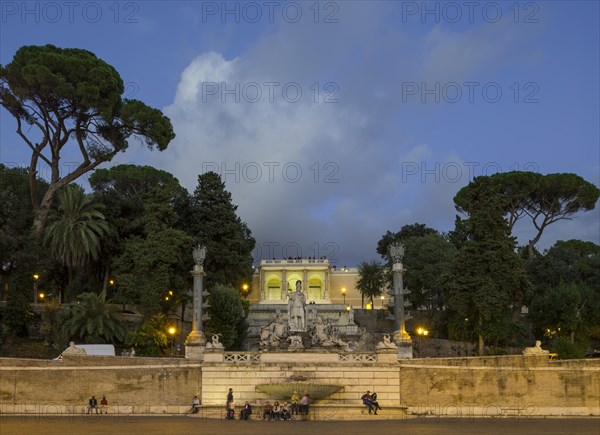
xmin=1 ymin=353 xmax=598 ymax=416
xmin=0 ymin=356 xmax=201 ymax=410
xmin=397 ymin=357 xmax=600 ymax=416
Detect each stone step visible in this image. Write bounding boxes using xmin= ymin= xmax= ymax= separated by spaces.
xmin=192 ymin=404 xmax=409 ymax=421
xmin=0 ymin=404 xmax=409 ymax=420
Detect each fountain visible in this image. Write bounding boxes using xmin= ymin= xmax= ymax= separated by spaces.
xmin=255 ymin=375 xmax=343 ymax=400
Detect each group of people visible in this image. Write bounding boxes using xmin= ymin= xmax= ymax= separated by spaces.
xmin=261 ymin=401 xmax=292 ymax=420
xmin=189 ymin=388 xmax=384 ymax=419
xmin=86 ymin=396 xmax=108 ymax=414
xmin=262 ymin=391 xmax=311 ymax=420
xmin=214 ymin=388 xmax=311 ymax=421
xmin=360 ymin=391 xmax=382 ymax=415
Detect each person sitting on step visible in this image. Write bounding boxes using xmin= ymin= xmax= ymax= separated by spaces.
xmin=361 ymin=391 xmax=376 ymax=415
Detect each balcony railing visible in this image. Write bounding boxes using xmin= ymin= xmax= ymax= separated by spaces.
xmin=261 ymin=258 xmax=330 ymax=265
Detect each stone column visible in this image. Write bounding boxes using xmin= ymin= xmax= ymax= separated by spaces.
xmin=281 ymin=270 xmax=287 ymax=301
xmin=323 ymin=269 xmax=329 ymax=301
xmin=259 ymin=268 xmax=265 ymax=301
xmin=303 ymin=269 xmax=308 ymax=299
xmin=390 ymin=243 xmax=413 ymax=359
xmin=185 ymin=245 xmax=209 ymax=359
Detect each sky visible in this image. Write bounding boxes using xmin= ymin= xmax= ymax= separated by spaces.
xmin=1 ymin=1 xmax=599 ymax=266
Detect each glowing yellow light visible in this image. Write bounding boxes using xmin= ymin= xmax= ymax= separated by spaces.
xmin=109 ymin=279 xmax=115 ymax=286
xmin=33 ymin=274 xmax=39 ymax=281
xmin=168 ymin=327 xmax=176 ymax=335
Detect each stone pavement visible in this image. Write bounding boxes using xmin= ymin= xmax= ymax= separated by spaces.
xmin=0 ymin=416 xmax=599 ymax=435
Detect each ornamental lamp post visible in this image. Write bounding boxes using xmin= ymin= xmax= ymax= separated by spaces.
xmin=33 ymin=273 xmax=39 ymax=303
xmin=417 ymin=327 xmax=429 ymax=357
xmin=168 ymin=326 xmax=176 ymax=356
xmin=185 ymin=245 xmax=210 ymax=359
xmin=389 ymin=242 xmax=413 ymax=359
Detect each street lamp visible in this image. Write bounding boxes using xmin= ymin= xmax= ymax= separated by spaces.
xmin=341 ymin=287 xmax=346 ymax=304
xmin=241 ymin=284 xmax=249 ymax=299
xmin=168 ymin=326 xmax=176 ymax=356
xmin=417 ymin=327 xmax=429 ymax=357
xmin=33 ymin=273 xmax=39 ymax=303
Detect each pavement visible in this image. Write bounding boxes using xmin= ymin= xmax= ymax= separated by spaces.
xmin=0 ymin=416 xmax=599 ymax=435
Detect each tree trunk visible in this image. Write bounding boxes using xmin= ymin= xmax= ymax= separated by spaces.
xmin=528 ymin=226 xmax=545 ymax=258
xmin=33 ymin=185 xmax=61 ymax=236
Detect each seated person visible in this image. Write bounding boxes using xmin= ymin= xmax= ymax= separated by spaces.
xmin=100 ymin=397 xmax=108 ymax=414
xmin=370 ymin=392 xmax=382 ymax=411
xmin=272 ymin=401 xmax=281 ymax=420
xmin=87 ymin=396 xmax=99 ymax=414
xmin=240 ymin=401 xmax=252 ymax=420
xmin=280 ymin=402 xmax=291 ymax=420
xmin=361 ymin=391 xmax=375 ymax=414
xmin=263 ymin=401 xmax=273 ymax=420
xmin=189 ymin=395 xmax=200 ymax=414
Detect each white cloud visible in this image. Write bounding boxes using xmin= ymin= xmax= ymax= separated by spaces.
xmin=145 ymin=5 xmax=597 ymax=265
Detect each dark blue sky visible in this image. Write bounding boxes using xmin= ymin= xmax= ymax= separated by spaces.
xmin=1 ymin=1 xmax=598 ymax=265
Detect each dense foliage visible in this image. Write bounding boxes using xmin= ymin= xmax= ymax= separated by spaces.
xmin=1 ymin=44 xmax=175 ymax=235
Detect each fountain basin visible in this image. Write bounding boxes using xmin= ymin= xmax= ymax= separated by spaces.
xmin=255 ymin=382 xmax=343 ymax=400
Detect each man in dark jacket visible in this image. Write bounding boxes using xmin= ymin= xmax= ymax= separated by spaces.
xmin=240 ymin=401 xmax=253 ymax=420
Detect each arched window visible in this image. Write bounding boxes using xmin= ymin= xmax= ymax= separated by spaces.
xmin=308 ymin=274 xmax=324 ymax=300
xmin=266 ymin=274 xmax=282 ymax=300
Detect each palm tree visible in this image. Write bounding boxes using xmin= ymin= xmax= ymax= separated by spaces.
xmin=44 ymin=184 xmax=111 ymax=299
xmin=63 ymin=292 xmax=126 ymax=343
xmin=356 ymin=261 xmax=387 ymax=308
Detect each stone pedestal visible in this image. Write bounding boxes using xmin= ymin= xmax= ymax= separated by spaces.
xmin=377 ymin=350 xmax=398 ymax=363
xmin=185 ymin=331 xmax=207 ymax=360
xmin=185 ymin=344 xmax=206 ymax=360
xmin=396 ymin=338 xmax=413 ymax=360
xmin=203 ymin=349 xmax=224 ymax=363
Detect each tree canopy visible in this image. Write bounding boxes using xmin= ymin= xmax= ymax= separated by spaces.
xmin=187 ymin=172 xmax=255 ymax=291
xmin=376 ymin=223 xmax=438 ymax=260
xmin=0 ymin=45 xmax=175 ymax=235
xmin=455 ymin=172 xmax=599 ymax=257
xmin=44 ymin=184 xmax=110 ymax=294
xmin=89 ymin=165 xmax=193 ymax=313
xmin=206 ymin=283 xmax=248 ymax=350
xmin=402 ymin=233 xmax=457 ymax=324
xmin=356 ymin=260 xmax=387 ymax=307
xmin=448 ymin=176 xmax=531 ymax=355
